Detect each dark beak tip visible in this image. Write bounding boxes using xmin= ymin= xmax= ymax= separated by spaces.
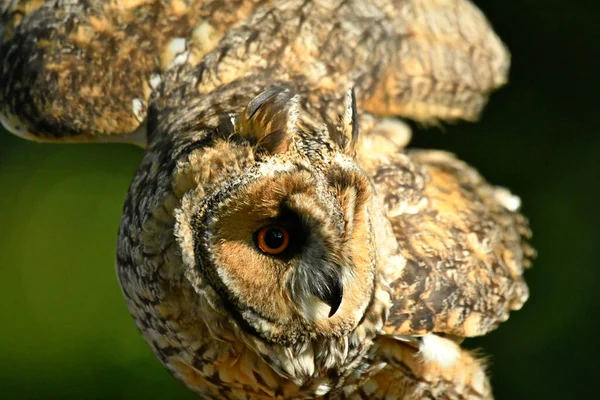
xmin=309 ymin=269 xmax=344 ymax=318
xmin=327 ymin=284 xmax=343 ymax=318
xmin=328 ymin=303 xmax=340 ymax=318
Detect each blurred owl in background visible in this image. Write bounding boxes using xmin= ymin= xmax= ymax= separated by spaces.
xmin=0 ymin=0 xmax=534 ymax=398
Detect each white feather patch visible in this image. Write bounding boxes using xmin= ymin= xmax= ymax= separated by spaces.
xmin=418 ymin=334 xmax=461 ymax=368
xmin=315 ymin=383 xmax=331 ymax=396
xmin=494 ymin=186 xmax=522 ymax=212
xmin=168 ymin=36 xmax=187 ymax=55
xmin=132 ymin=98 xmax=146 ymax=122
xmin=149 ymin=73 xmax=162 ymax=90
xmin=170 ymin=50 xmax=190 ymax=68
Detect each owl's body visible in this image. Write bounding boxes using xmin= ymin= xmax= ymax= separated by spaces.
xmin=1 ymin=1 xmax=533 ymax=399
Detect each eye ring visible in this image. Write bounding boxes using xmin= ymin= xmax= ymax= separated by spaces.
xmin=256 ymin=226 xmax=290 ymax=255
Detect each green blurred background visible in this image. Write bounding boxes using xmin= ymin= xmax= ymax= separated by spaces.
xmin=0 ymin=1 xmax=598 ymax=399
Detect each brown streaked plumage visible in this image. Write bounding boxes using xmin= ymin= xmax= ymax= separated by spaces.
xmin=1 ymin=1 xmax=533 ymax=399
xmin=0 ymin=0 xmax=262 ymax=142
xmin=358 ymin=147 xmax=534 ymax=338
xmin=1 ymin=0 xmax=509 ymax=143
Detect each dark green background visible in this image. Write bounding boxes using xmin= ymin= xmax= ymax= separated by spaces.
xmin=0 ymin=1 xmax=598 ymax=399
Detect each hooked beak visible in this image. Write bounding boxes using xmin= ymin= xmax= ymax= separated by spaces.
xmin=292 ymin=259 xmax=345 ymax=320
xmin=313 ymin=273 xmax=343 ymax=318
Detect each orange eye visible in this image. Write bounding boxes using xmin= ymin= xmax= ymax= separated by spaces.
xmin=256 ymin=226 xmax=290 ymax=255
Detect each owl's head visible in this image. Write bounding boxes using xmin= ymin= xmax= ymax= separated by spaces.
xmin=176 ymin=88 xmax=377 ymax=346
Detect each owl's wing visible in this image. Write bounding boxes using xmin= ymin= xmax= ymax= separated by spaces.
xmin=152 ymin=0 xmax=509 ymax=134
xmin=350 ymin=336 xmax=492 ymax=399
xmin=359 ymin=146 xmax=534 ymax=338
xmin=1 ymin=0 xmax=507 ymax=144
xmin=0 ymin=0 xmax=257 ymax=144
xmin=360 ymin=0 xmax=510 ymax=123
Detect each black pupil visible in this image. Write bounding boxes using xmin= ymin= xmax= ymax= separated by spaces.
xmin=264 ymin=229 xmax=285 ymax=249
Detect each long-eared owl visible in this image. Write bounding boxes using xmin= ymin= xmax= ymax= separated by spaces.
xmin=0 ymin=1 xmax=534 ymax=398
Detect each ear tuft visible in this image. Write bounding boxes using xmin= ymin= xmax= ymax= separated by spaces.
xmin=331 ymin=88 xmax=359 ymax=155
xmin=237 ymin=87 xmax=299 ymax=154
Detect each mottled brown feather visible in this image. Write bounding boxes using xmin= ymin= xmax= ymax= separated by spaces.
xmin=1 ymin=0 xmax=508 ymax=143
xmin=358 ymin=148 xmax=533 ymax=338
xmin=0 ymin=0 xmax=262 ymax=142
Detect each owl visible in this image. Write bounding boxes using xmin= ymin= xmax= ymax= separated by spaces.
xmin=0 ymin=1 xmax=534 ymax=399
